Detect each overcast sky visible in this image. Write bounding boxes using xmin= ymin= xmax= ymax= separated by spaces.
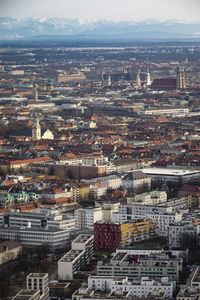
xmin=0 ymin=0 xmax=200 ymax=22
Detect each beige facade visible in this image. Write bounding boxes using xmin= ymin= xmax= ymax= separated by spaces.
xmin=0 ymin=241 xmax=22 ymax=265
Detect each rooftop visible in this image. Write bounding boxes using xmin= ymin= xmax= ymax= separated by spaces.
xmin=59 ymin=249 xmax=84 ymax=263
xmin=142 ymin=168 xmax=200 ymax=176
xmin=73 ymin=234 xmax=93 ymax=244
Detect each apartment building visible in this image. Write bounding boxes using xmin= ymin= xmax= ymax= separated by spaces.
xmin=112 ymin=203 xmax=172 ymax=223
xmin=75 ymin=207 xmax=103 ymax=230
xmin=94 ymin=220 xmax=155 ymax=251
xmin=122 ymin=170 xmax=151 ymax=190
xmin=127 ymin=190 xmax=167 ymax=205
xmin=82 ymin=175 xmax=122 ymax=190
xmin=169 ymin=222 xmax=200 ymax=248
xmin=97 ymin=252 xmax=182 ymax=282
xmin=58 ymin=234 xmax=94 ymax=280
xmin=52 ymin=161 xmax=114 ymax=180
xmin=146 ymin=212 xmax=182 ymax=236
xmin=101 ymin=201 xmax=120 ymax=222
xmin=88 ymin=276 xmax=175 ymax=298
xmin=27 ymin=273 xmax=49 ymax=300
xmin=90 ymin=182 xmax=107 ymax=199
xmin=13 ymin=273 xmax=49 ymax=300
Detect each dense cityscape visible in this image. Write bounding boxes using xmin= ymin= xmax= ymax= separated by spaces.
xmin=1 ymin=7 xmax=200 ymax=300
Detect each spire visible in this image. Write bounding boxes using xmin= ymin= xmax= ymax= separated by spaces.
xmin=146 ymin=68 xmax=151 ymax=86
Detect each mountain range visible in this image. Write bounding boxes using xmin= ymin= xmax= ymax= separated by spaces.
xmin=0 ymin=17 xmax=200 ymax=40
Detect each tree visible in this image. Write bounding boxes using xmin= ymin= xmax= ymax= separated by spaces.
xmin=181 ymin=233 xmax=199 ymax=251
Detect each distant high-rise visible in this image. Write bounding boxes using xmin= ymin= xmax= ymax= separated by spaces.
xmin=33 ymin=84 xmax=38 ymax=102
xmin=176 ymin=65 xmax=185 ymax=89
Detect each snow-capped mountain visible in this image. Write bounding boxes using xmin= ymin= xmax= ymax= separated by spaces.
xmin=0 ymin=17 xmax=200 ymax=40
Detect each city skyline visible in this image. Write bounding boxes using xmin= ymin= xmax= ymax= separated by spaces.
xmin=0 ymin=0 xmax=200 ymax=23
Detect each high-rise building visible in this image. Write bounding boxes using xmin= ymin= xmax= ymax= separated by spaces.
xmin=32 ymin=118 xmax=41 ymax=140
xmin=176 ymin=65 xmax=185 ymax=89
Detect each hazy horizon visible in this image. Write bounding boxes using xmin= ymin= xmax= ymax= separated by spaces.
xmin=0 ymin=0 xmax=200 ymax=23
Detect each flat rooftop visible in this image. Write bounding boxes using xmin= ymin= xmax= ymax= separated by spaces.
xmin=112 ymin=252 xmax=127 ymax=261
xmin=142 ymin=168 xmax=200 ymax=176
xmin=12 ymin=289 xmax=40 ymax=299
xmin=73 ymin=234 xmax=93 ymax=244
xmin=59 ymin=249 xmax=84 ymax=262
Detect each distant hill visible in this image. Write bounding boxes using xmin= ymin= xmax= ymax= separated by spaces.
xmin=0 ymin=17 xmax=200 ymax=40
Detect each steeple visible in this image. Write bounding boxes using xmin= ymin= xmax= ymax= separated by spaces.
xmin=146 ymin=68 xmax=151 ymax=86
xmin=32 ymin=118 xmax=41 ymax=140
xmin=176 ymin=65 xmax=185 ymax=90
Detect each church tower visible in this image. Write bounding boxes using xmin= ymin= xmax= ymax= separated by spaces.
xmin=32 ymin=118 xmax=41 ymax=140
xmin=136 ymin=72 xmax=141 ymax=89
xmin=146 ymin=69 xmax=151 ymax=86
xmin=176 ymin=65 xmax=185 ymax=89
xmin=108 ymin=75 xmax=111 ymax=86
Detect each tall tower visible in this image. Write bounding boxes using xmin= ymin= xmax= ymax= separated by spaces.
xmin=146 ymin=69 xmax=151 ymax=86
xmin=108 ymin=75 xmax=111 ymax=86
xmin=33 ymin=84 xmax=38 ymax=102
xmin=136 ymin=72 xmax=141 ymax=89
xmin=32 ymin=118 xmax=41 ymax=140
xmin=176 ymin=66 xmax=185 ymax=89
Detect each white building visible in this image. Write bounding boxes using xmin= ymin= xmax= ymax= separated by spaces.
xmin=169 ymin=222 xmax=200 ymax=248
xmin=127 ymin=190 xmax=167 ymax=205
xmin=82 ymin=156 xmax=108 ymax=166
xmin=147 ymin=212 xmax=182 ymax=236
xmin=112 ymin=204 xmax=172 ymax=223
xmin=142 ymin=168 xmax=200 ymax=184
xmin=27 ymin=273 xmax=49 ymax=300
xmin=58 ymin=234 xmax=94 ymax=280
xmin=88 ymin=276 xmax=175 ymax=298
xmin=141 ymin=108 xmax=189 ymax=116
xmin=101 ymin=202 xmax=120 ymax=222
xmin=122 ymin=170 xmax=151 ymax=190
xmin=0 ymin=226 xmax=72 ymax=249
xmin=88 ymin=276 xmax=127 ymax=292
xmin=75 ymin=207 xmax=102 ymax=230
xmin=82 ymin=175 xmax=122 ymax=190
xmin=0 ymin=209 xmax=75 ymax=231
xmin=90 ymin=183 xmax=107 ymax=199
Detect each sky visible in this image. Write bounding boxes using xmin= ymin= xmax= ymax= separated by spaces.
xmin=0 ymin=0 xmax=200 ymax=22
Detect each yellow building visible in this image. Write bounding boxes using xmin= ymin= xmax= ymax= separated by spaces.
xmin=72 ymin=183 xmax=90 ymax=201
xmin=120 ymin=220 xmax=155 ymax=247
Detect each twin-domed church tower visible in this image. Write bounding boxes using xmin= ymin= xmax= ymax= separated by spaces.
xmin=176 ymin=65 xmax=185 ymax=89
